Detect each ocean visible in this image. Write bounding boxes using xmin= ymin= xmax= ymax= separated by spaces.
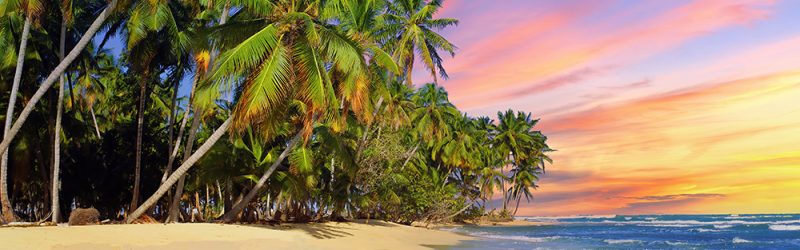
xmin=447 ymin=214 xmax=800 ymax=249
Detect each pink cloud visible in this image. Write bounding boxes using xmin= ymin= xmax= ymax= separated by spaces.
xmin=436 ymin=0 xmax=775 ymax=110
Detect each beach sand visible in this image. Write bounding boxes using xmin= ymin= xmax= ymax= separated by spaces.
xmin=0 ymin=220 xmax=471 ymax=249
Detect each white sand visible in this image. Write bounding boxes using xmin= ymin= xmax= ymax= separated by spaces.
xmin=0 ymin=221 xmax=471 ymax=249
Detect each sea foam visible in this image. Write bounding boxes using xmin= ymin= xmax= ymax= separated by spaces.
xmin=732 ymin=237 xmax=752 ymax=243
xmin=769 ymin=225 xmax=800 ymax=231
xmin=604 ymin=239 xmax=641 ymax=244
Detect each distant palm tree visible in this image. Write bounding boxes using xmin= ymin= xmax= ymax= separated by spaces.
xmin=378 ymin=0 xmax=457 ymax=85
xmin=411 ymin=83 xmax=458 ymax=144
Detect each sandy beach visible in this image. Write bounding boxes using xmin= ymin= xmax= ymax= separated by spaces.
xmin=0 ymin=221 xmax=472 ymax=249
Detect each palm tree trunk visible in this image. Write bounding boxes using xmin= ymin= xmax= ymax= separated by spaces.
xmin=0 ymin=14 xmax=32 ymax=224
xmin=51 ymin=23 xmax=67 ymax=224
xmin=440 ymin=203 xmax=472 ymax=222
xmin=400 ymin=143 xmax=418 ymax=170
xmin=168 ymin=110 xmax=201 ymax=222
xmin=164 ymin=80 xmax=178 ymax=175
xmin=131 ymin=77 xmax=148 ymax=212
xmin=0 ymin=2 xmax=119 ymax=218
xmin=221 ymin=133 xmax=302 ymax=222
xmin=513 ymin=195 xmax=522 ymax=217
xmin=126 ymin=117 xmax=232 ymax=223
xmin=216 ymin=180 xmax=223 ymax=215
xmin=162 ymin=62 xmax=200 ymax=185
xmin=501 ymin=167 xmax=507 ymax=212
xmin=89 ymin=105 xmax=101 ymax=138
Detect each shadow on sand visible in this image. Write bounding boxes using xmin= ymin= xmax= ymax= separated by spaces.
xmin=241 ymin=220 xmax=401 ymax=239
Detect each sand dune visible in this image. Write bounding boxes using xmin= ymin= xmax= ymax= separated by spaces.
xmin=0 ymin=221 xmax=471 ymax=249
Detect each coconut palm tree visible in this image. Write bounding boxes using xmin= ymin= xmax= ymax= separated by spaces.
xmin=378 ymin=0 xmax=457 ymax=85
xmin=126 ymin=0 xmax=390 ymax=223
xmin=0 ymin=0 xmax=43 ymax=223
xmin=0 ymin=0 xmax=121 ymax=223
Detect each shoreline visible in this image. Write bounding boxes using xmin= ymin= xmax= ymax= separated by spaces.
xmin=0 ymin=220 xmax=473 ymax=249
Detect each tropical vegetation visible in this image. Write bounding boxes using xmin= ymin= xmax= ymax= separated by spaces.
xmin=0 ymin=0 xmax=551 ymax=225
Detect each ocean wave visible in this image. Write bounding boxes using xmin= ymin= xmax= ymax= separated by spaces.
xmin=598 ymin=219 xmax=800 ymax=227
xmin=733 ymin=237 xmax=752 ymax=243
xmin=470 ymin=232 xmax=562 ymax=243
xmin=724 ymin=216 xmax=757 ymax=219
xmin=692 ymin=228 xmax=720 ymax=232
xmin=526 ymin=214 xmax=617 ymax=220
xmin=769 ymin=225 xmax=800 ymax=231
xmin=714 ymin=225 xmax=733 ymax=229
xmin=604 ymin=239 xmax=642 ymax=244
xmin=665 ymin=241 xmax=688 ymax=246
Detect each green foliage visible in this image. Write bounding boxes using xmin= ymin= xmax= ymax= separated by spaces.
xmin=0 ymin=0 xmax=553 ymax=224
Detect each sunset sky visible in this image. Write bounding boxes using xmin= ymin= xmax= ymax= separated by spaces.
xmin=416 ymin=0 xmax=800 ymax=216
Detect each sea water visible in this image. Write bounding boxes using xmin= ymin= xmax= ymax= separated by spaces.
xmin=447 ymin=214 xmax=800 ymax=249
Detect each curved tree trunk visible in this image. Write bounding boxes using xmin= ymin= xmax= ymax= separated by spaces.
xmin=51 ymin=23 xmax=67 ymax=223
xmin=0 ymin=2 xmax=119 ymax=216
xmin=512 ymin=194 xmax=522 ymax=217
xmin=221 ymin=133 xmax=302 ymax=222
xmin=127 ymin=117 xmax=232 ymax=223
xmin=167 ymin=110 xmax=201 ymax=222
xmin=131 ymin=76 xmax=148 ymax=212
xmin=0 ymin=14 xmax=31 ymax=224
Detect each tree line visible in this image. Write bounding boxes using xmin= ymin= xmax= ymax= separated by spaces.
xmin=0 ymin=0 xmax=552 ymax=225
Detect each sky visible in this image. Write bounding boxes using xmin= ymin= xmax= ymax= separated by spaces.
xmin=416 ymin=0 xmax=800 ymax=216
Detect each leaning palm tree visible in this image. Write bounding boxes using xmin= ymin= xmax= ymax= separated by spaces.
xmin=0 ymin=0 xmax=122 ymax=222
xmin=0 ymin=0 xmax=43 ymax=223
xmin=378 ymin=0 xmax=457 ymax=85
xmin=127 ymin=0 xmax=395 ymax=223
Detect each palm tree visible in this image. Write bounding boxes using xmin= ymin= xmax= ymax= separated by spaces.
xmin=378 ymin=0 xmax=457 ymax=85
xmin=411 ymin=83 xmax=458 ymax=145
xmin=0 ymin=2 xmax=121 ymax=222
xmin=123 ymin=0 xmax=195 ymax=212
xmin=0 ymin=0 xmax=43 ymax=223
xmin=217 ymin=0 xmax=390 ymax=222
xmin=126 ymin=0 xmax=379 ymax=222
xmin=52 ymin=0 xmax=78 ymax=223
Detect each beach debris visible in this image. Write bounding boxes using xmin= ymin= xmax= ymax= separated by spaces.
xmin=130 ymin=214 xmax=158 ymax=224
xmin=68 ymin=208 xmax=100 ymax=226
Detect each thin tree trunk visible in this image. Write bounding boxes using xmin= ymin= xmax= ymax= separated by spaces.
xmin=194 ymin=191 xmax=203 ymax=221
xmin=442 ymin=168 xmax=452 ymax=188
xmin=0 ymin=1 xmax=119 ymax=222
xmin=513 ymin=195 xmax=522 ymax=217
xmin=126 ymin=117 xmax=232 ymax=223
xmin=161 ymin=75 xmax=198 ymax=185
xmin=89 ymin=106 xmax=101 ymax=138
xmin=501 ymin=166 xmax=507 ymax=212
xmin=51 ymin=23 xmax=67 ymax=223
xmin=400 ymin=143 xmax=418 ymax=170
xmin=131 ymin=76 xmax=148 ymax=212
xmin=222 ymin=133 xmax=302 ymax=222
xmin=168 ymin=108 xmax=201 ymax=222
xmin=164 ymin=80 xmax=178 ymax=176
xmin=440 ymin=203 xmax=472 ymax=222
xmin=216 ymin=180 xmax=223 ymax=215
xmin=224 ymin=178 xmax=232 ymax=214
xmin=0 ymin=14 xmax=32 ymax=224
xmin=204 ymin=184 xmax=209 ymax=219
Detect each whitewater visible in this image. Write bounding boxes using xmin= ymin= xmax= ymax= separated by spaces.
xmin=449 ymin=214 xmax=800 ymax=249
